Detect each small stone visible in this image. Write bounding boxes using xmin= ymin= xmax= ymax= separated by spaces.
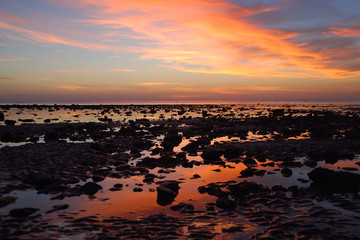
xmin=281 ymin=168 xmax=293 ymax=177
xmin=9 ymin=208 xmax=39 ymax=218
xmin=191 ymin=174 xmax=201 ymax=179
xmin=0 ymin=196 xmax=17 ymax=207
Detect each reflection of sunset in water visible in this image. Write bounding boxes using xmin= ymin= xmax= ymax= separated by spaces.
xmin=70 ymin=161 xmax=248 ymax=219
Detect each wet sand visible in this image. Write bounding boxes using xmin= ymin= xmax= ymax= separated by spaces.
xmin=0 ymin=104 xmax=360 ymax=239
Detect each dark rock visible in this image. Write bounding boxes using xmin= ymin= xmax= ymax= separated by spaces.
xmin=161 ymin=130 xmax=182 ymax=151
xmin=297 ymin=178 xmax=310 ymax=183
xmin=0 ymin=112 xmax=4 ymax=121
xmin=114 ymin=183 xmax=124 ymax=188
xmin=92 ymin=175 xmax=105 ymax=182
xmin=198 ymin=186 xmax=207 ymax=194
xmin=156 ymin=181 xmax=180 ymax=206
xmin=228 ymin=181 xmax=262 ymax=198
xmin=181 ymin=141 xmax=199 ymax=153
xmin=24 ymin=173 xmax=58 ymax=187
xmin=201 ymin=149 xmax=223 ymax=164
xmin=46 ymin=204 xmax=69 ymax=213
xmin=271 ymin=185 xmax=287 ymax=192
xmin=191 ymin=174 xmax=201 ymax=179
xmin=80 ymin=182 xmax=103 ymax=195
xmin=44 ymin=132 xmax=60 ymax=142
xmin=308 ymin=167 xmax=360 ymax=193
xmin=324 ymin=149 xmax=338 ymax=164
xmin=133 ymin=188 xmax=143 ymax=192
xmin=18 ymin=119 xmax=35 ymax=123
xmin=303 ymin=159 xmax=317 ymax=168
xmin=4 ymin=120 xmax=16 ymax=125
xmin=216 ymin=197 xmax=236 ymax=210
xmin=9 ymin=208 xmax=39 ymax=218
xmin=239 ymin=168 xmax=265 ymax=177
xmin=0 ymin=196 xmax=17 ymax=207
xmin=281 ymin=168 xmax=293 ymax=177
xmin=243 ymin=157 xmax=257 ymax=166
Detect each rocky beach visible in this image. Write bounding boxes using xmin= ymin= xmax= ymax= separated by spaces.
xmin=0 ymin=103 xmax=360 ymax=239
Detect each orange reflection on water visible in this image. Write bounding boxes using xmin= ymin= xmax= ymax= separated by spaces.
xmin=67 ymin=161 xmax=247 ymax=219
xmin=287 ymin=131 xmax=310 ymax=140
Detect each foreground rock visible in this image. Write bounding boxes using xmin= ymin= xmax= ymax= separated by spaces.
xmin=9 ymin=208 xmax=39 ymax=218
xmin=156 ymin=181 xmax=180 ymax=206
xmin=308 ymin=167 xmax=360 ymax=193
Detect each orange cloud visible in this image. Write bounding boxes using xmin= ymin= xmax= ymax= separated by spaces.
xmin=106 ymin=69 xmax=136 ymax=72
xmin=2 ymin=0 xmax=360 ymax=80
xmin=57 ymin=85 xmax=90 ymax=90
xmin=330 ymin=27 xmax=360 ymax=37
xmin=70 ymin=0 xmax=353 ymax=78
xmin=136 ymin=82 xmax=180 ymax=86
xmin=0 ymin=57 xmax=28 ymax=61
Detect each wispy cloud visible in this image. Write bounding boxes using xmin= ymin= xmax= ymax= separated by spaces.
xmin=1 ymin=0 xmax=359 ymax=80
xmin=57 ymin=85 xmax=90 ymax=90
xmin=0 ymin=57 xmax=28 ymax=62
xmin=52 ymin=69 xmax=96 ymax=73
xmin=0 ymin=76 xmax=19 ymax=80
xmin=106 ymin=69 xmax=136 ymax=72
xmin=137 ymin=82 xmax=180 ymax=86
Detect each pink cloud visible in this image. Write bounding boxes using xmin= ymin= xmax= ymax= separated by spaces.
xmin=1 ymin=0 xmax=359 ymax=79
xmin=106 ymin=69 xmax=136 ymax=72
xmin=0 ymin=57 xmax=28 ymax=62
xmin=57 ymin=85 xmax=90 ymax=90
xmin=52 ymin=69 xmax=96 ymax=73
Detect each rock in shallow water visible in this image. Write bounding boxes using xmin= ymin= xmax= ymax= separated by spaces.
xmin=281 ymin=167 xmax=293 ymax=177
xmin=0 ymin=196 xmax=17 ymax=207
xmin=80 ymin=182 xmax=103 ymax=195
xmin=9 ymin=207 xmax=39 ymax=218
xmin=308 ymin=167 xmax=360 ymax=193
xmin=156 ymin=181 xmax=180 ymax=206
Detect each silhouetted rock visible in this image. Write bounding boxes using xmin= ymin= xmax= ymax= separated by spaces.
xmin=161 ymin=130 xmax=182 ymax=151
xmin=9 ymin=208 xmax=39 ymax=218
xmin=156 ymin=181 xmax=180 ymax=206
xmin=308 ymin=167 xmax=360 ymax=193
xmin=80 ymin=182 xmax=103 ymax=195
xmin=216 ymin=197 xmax=236 ymax=210
xmin=0 ymin=196 xmax=17 ymax=207
xmin=281 ymin=168 xmax=293 ymax=177
xmin=228 ymin=181 xmax=262 ymax=198
xmin=201 ymin=149 xmax=223 ymax=164
xmin=4 ymin=120 xmax=16 ymax=125
xmin=0 ymin=112 xmax=4 ymax=121
xmin=44 ymin=132 xmax=60 ymax=142
xmin=303 ymin=159 xmax=317 ymax=168
xmin=18 ymin=119 xmax=35 ymax=123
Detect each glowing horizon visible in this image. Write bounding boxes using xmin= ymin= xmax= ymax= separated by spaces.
xmin=0 ymin=0 xmax=360 ymax=103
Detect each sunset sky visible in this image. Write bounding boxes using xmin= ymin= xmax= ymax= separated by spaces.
xmin=1 ymin=0 xmax=360 ymax=103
